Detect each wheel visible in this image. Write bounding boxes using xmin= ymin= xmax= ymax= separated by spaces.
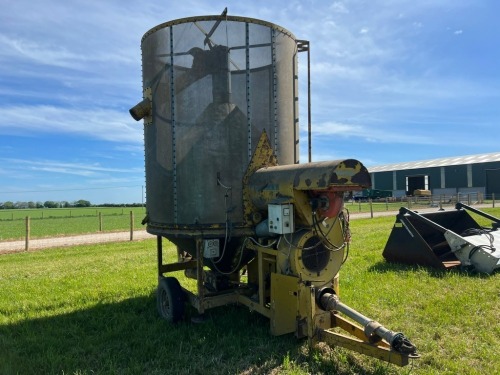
xmin=157 ymin=277 xmax=185 ymax=323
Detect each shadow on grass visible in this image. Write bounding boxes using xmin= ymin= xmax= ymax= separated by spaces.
xmin=368 ymin=259 xmax=493 ymax=278
xmin=1 ymin=294 xmax=398 ymax=375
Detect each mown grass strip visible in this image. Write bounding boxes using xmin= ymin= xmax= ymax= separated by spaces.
xmin=0 ymin=207 xmax=146 ymax=221
xmin=0 ymin=208 xmax=147 ymax=241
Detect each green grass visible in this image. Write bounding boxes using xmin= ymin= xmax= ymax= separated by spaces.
xmin=2 ymin=204 xmax=497 ymax=241
xmin=0 ymin=207 xmax=147 ymax=240
xmin=0 ymin=207 xmax=146 ymax=221
xmin=0 ymin=210 xmax=499 ymax=374
xmin=346 ymin=199 xmax=498 ymax=214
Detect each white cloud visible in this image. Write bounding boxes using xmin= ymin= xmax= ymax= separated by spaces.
xmin=329 ymin=2 xmax=349 ymax=14
xmin=308 ymin=61 xmax=369 ymax=81
xmin=306 ymin=121 xmax=440 ymax=145
xmin=2 ymin=158 xmax=142 ymax=177
xmin=0 ymin=105 xmax=142 ymax=143
xmin=0 ymin=0 xmax=498 ymax=204
xmin=310 ymin=121 xmax=437 ymax=145
xmin=0 ymin=36 xmax=88 ymax=69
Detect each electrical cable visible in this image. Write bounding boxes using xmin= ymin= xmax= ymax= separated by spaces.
xmin=210 ymin=237 xmax=246 ymax=276
xmin=312 ymin=211 xmax=347 ymax=252
xmin=281 ymin=228 xmax=318 ymax=250
xmin=213 ymin=178 xmax=232 ymax=264
xmin=460 ymin=227 xmax=496 ymax=260
xmin=247 ymin=236 xmax=278 ymax=248
xmin=340 ymin=208 xmax=351 ymax=265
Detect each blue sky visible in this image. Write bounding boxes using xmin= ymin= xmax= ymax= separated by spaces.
xmin=1 ymin=0 xmax=499 ymax=204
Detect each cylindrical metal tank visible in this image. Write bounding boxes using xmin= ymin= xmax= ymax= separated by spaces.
xmin=140 ymin=15 xmax=299 ymax=235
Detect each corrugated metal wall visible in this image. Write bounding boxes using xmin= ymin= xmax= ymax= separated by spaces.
xmin=370 ymin=161 xmax=500 ymax=196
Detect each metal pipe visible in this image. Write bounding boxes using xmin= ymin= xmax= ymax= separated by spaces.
xmin=297 ymin=40 xmax=312 ymax=162
xmin=455 ymin=202 xmax=500 ymax=223
xmin=306 ymin=42 xmax=311 ymax=162
xmin=398 ymin=207 xmax=448 ymax=234
xmin=129 ymin=98 xmax=151 ymax=121
xmin=203 ymin=7 xmax=227 ymax=47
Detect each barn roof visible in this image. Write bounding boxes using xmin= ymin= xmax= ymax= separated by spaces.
xmin=368 ymin=152 xmax=500 ymax=173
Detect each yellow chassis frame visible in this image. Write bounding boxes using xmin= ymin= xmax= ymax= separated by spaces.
xmin=156 ymin=236 xmax=417 ymax=367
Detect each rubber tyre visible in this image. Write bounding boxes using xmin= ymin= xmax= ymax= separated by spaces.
xmin=157 ymin=277 xmax=185 ymax=323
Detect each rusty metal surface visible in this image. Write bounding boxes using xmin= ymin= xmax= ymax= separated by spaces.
xmin=249 ymin=159 xmax=371 ymax=192
xmin=247 ymin=159 xmax=370 ymax=216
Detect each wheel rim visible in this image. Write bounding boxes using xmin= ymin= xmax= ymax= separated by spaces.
xmin=157 ymin=277 xmax=184 ymax=322
xmin=159 ymin=288 xmax=171 ymax=318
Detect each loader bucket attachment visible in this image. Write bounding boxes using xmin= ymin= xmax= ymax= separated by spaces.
xmin=383 ymin=206 xmax=484 ymax=269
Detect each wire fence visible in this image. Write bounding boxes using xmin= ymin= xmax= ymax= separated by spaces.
xmin=346 ymin=192 xmax=497 ymax=217
xmin=0 ymin=194 xmax=497 ymax=253
xmin=0 ymin=207 xmax=152 ymax=253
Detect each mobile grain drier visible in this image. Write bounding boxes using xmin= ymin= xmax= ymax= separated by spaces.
xmin=130 ymin=11 xmax=418 ymax=366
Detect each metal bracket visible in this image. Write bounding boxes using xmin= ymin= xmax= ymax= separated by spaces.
xmin=143 ymin=87 xmax=152 ymax=125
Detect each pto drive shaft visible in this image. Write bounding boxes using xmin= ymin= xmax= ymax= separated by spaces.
xmin=320 ymin=292 xmax=417 ymax=355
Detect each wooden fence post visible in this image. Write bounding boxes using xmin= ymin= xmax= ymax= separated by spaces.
xmin=369 ymin=199 xmax=373 ymax=219
xmin=99 ymin=212 xmax=103 ymax=232
xmin=25 ymin=216 xmax=30 ymax=251
xmin=493 ymin=193 xmax=496 ymax=208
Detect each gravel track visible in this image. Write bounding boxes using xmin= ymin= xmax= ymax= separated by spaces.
xmin=0 ymin=230 xmax=155 ymax=255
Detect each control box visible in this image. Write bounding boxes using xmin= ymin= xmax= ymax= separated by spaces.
xmin=268 ymin=203 xmax=294 ymax=234
xmin=203 ymin=239 xmax=220 ymax=258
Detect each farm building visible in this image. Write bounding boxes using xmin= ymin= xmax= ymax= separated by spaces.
xmin=368 ymin=152 xmax=500 ymax=198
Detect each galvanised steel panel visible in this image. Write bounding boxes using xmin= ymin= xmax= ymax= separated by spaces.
xmin=140 ymin=16 xmax=299 ymax=228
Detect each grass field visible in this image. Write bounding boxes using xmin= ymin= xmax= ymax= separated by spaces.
xmin=0 ymin=207 xmax=146 ymax=220
xmin=345 ymin=199 xmax=497 ymax=214
xmin=0 ymin=209 xmax=499 ymax=374
xmin=0 ymin=207 xmax=147 ymax=241
xmin=1 ymin=203 xmax=497 ymax=241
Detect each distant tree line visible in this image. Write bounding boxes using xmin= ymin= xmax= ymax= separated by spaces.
xmin=0 ymin=200 xmax=144 ymax=209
